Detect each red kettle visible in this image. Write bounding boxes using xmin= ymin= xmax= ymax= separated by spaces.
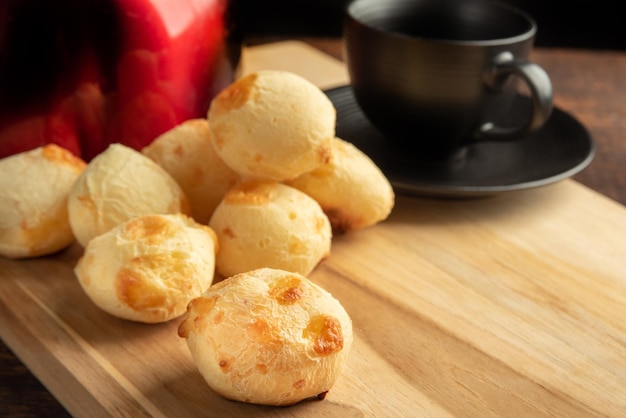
xmin=0 ymin=0 xmax=240 ymax=160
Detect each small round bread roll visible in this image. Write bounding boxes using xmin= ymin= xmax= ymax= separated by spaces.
xmin=286 ymin=137 xmax=395 ymax=233
xmin=208 ymin=70 xmax=335 ymax=181
xmin=142 ymin=119 xmax=240 ymax=224
xmin=178 ymin=267 xmax=353 ymax=406
xmin=0 ymin=145 xmax=86 ymax=258
xmin=75 ymin=213 xmax=217 ymax=323
xmin=68 ymin=143 xmax=190 ymax=247
xmin=209 ymin=181 xmax=331 ymax=278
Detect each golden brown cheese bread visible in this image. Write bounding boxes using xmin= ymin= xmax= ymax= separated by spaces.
xmin=142 ymin=119 xmax=240 ymax=224
xmin=178 ymin=267 xmax=353 ymax=406
xmin=209 ymin=181 xmax=332 ymax=277
xmin=68 ymin=143 xmax=190 ymax=247
xmin=207 ymin=70 xmax=335 ymax=181
xmin=286 ymin=137 xmax=395 ymax=232
xmin=74 ymin=213 xmax=217 ymax=323
xmin=0 ymin=145 xmax=86 ymax=258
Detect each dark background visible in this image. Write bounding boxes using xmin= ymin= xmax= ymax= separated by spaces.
xmin=235 ymin=0 xmax=625 ymax=50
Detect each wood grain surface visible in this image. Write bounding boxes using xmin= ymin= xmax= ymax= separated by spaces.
xmin=2 ymin=40 xmax=626 ymax=417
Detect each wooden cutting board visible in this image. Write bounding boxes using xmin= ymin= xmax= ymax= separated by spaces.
xmin=2 ymin=41 xmax=626 ymax=417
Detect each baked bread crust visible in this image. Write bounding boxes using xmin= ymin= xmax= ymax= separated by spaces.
xmin=208 ymin=71 xmax=335 ymax=181
xmin=142 ymin=119 xmax=240 ymax=224
xmin=75 ymin=213 xmax=217 ymax=323
xmin=286 ymin=137 xmax=395 ymax=232
xmin=0 ymin=145 xmax=86 ymax=258
xmin=68 ymin=143 xmax=190 ymax=247
xmin=209 ymin=181 xmax=332 ymax=277
xmin=178 ymin=267 xmax=353 ymax=405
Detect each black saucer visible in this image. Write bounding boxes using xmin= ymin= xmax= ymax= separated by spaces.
xmin=325 ymin=86 xmax=595 ymax=198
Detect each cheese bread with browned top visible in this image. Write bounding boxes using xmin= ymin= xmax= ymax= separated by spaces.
xmin=0 ymin=145 xmax=86 ymax=258
xmin=286 ymin=137 xmax=395 ymax=232
xmin=75 ymin=213 xmax=217 ymax=323
xmin=142 ymin=119 xmax=240 ymax=224
xmin=178 ymin=267 xmax=353 ymax=406
xmin=209 ymin=181 xmax=332 ymax=277
xmin=207 ymin=70 xmax=335 ymax=181
xmin=68 ymin=143 xmax=190 ymax=247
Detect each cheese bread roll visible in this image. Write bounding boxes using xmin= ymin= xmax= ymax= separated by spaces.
xmin=286 ymin=137 xmax=394 ymax=232
xmin=209 ymin=181 xmax=331 ymax=277
xmin=142 ymin=119 xmax=240 ymax=224
xmin=68 ymin=143 xmax=189 ymax=247
xmin=0 ymin=145 xmax=86 ymax=258
xmin=75 ymin=213 xmax=217 ymax=323
xmin=178 ymin=267 xmax=353 ymax=405
xmin=208 ymin=70 xmax=335 ymax=181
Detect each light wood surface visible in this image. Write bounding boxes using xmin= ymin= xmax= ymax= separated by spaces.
xmin=1 ymin=41 xmax=626 ymax=417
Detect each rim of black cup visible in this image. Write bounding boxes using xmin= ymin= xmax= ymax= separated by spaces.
xmin=345 ymin=0 xmax=538 ymax=46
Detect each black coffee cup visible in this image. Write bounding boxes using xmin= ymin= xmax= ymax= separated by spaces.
xmin=343 ymin=0 xmax=553 ymax=160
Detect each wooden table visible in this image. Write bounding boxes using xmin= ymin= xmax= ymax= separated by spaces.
xmin=2 ymin=38 xmax=626 ymax=417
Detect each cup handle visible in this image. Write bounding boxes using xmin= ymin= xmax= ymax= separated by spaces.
xmin=477 ymin=51 xmax=553 ymax=139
